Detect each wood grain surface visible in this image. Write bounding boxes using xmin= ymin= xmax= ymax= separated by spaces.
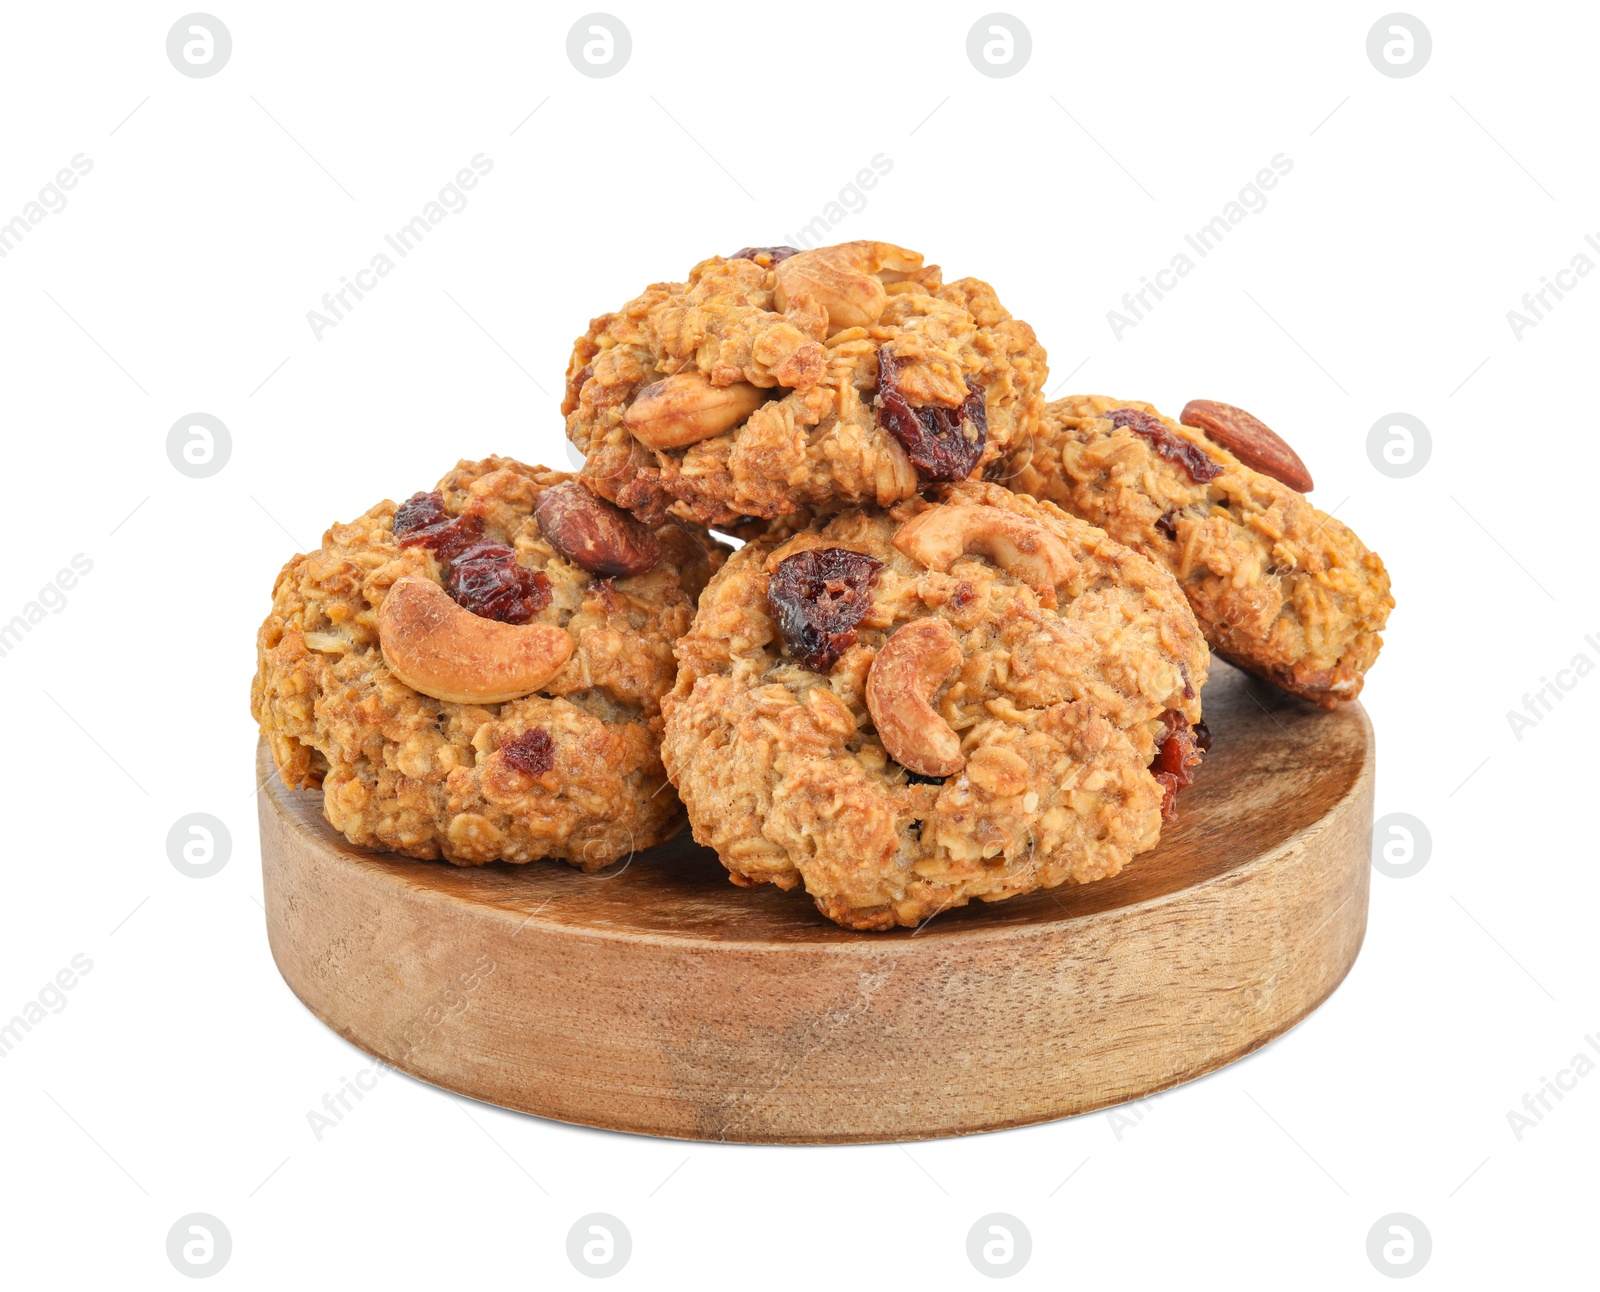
xmin=257 ymin=660 xmax=1374 ymax=1144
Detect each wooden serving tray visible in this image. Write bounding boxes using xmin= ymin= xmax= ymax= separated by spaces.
xmin=258 ymin=662 xmax=1372 ymax=1144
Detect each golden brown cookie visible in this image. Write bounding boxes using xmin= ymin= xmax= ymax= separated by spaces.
xmin=660 ymin=481 xmax=1209 ymax=930
xmin=1004 ymin=396 xmax=1394 ymax=707
xmin=562 ymin=241 xmax=1047 ymax=527
xmin=251 ymin=458 xmax=724 ymax=868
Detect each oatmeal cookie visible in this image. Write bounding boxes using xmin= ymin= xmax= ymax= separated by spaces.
xmin=563 ymin=241 xmax=1047 ymax=527
xmin=1004 ymin=396 xmax=1393 ymax=706
xmin=251 ymin=458 xmax=724 ymax=868
xmin=660 ymin=481 xmax=1209 ymax=930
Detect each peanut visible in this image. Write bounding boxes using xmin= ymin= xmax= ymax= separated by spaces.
xmin=623 ymin=372 xmax=768 ymax=450
xmin=773 ymin=240 xmax=925 ymax=333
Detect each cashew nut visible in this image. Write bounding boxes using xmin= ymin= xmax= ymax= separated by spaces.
xmin=378 ymin=575 xmax=573 ymax=705
xmin=773 ymin=241 xmax=925 ymax=333
xmin=623 ymin=372 xmax=768 ymax=450
xmin=892 ymin=505 xmax=1076 ymax=600
xmin=866 ymin=617 xmax=965 ymax=777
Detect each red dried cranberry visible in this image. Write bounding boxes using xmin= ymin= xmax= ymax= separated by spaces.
xmin=393 ymin=490 xmax=485 ymax=563
xmin=1156 ymin=509 xmax=1181 ymax=540
xmin=730 ymin=246 xmax=799 ymax=264
xmin=500 ymin=728 xmax=555 ymax=777
xmin=394 ymin=490 xmax=447 ymax=535
xmin=768 ymin=547 xmax=883 ymax=673
xmin=446 ymin=543 xmax=552 ymax=624
xmin=875 ymin=349 xmax=987 ymax=481
xmin=1150 ymin=709 xmax=1205 ymax=819
xmin=1104 ymin=408 xmax=1222 ymax=484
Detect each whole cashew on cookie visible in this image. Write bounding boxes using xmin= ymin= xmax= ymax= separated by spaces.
xmin=866 ymin=617 xmax=965 ymax=778
xmin=378 ymin=575 xmax=573 ymax=704
xmin=773 ymin=240 xmax=927 ymax=333
xmin=892 ymin=505 xmax=1076 ymax=603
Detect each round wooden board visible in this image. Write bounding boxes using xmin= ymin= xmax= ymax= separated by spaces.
xmin=258 ymin=661 xmax=1373 ymax=1144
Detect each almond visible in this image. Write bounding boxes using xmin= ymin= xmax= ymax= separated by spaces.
xmin=533 ymin=481 xmax=660 ymax=579
xmin=1179 ymin=400 xmax=1315 ymax=492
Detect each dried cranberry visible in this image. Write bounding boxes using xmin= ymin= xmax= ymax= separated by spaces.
xmin=500 ymin=728 xmax=555 ymax=777
xmin=1104 ymin=407 xmax=1222 ymax=484
xmin=1193 ymin=720 xmax=1213 ymax=751
xmin=1150 ymin=709 xmax=1205 ymax=820
xmin=875 ymin=349 xmax=987 ymax=482
xmin=768 ymin=547 xmax=883 ymax=673
xmin=393 ymin=490 xmax=485 ymax=563
xmin=730 ymin=245 xmax=799 ymax=264
xmin=446 ymin=543 xmax=552 ymax=624
xmin=394 ymin=490 xmax=446 ymax=535
xmin=1156 ymin=509 xmax=1181 ymax=540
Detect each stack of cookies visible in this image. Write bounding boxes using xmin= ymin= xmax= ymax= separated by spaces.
xmin=252 ymin=241 xmax=1393 ymax=930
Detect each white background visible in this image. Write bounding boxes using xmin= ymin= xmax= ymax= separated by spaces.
xmin=1 ymin=1 xmax=1595 ymax=1287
